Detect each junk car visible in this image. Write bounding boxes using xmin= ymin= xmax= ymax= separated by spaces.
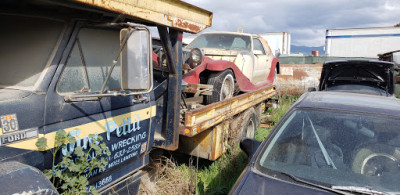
xmin=231 ymin=91 xmax=400 ymax=194
xmin=182 ymin=32 xmax=279 ymax=104
xmin=314 ymin=60 xmax=396 ymax=96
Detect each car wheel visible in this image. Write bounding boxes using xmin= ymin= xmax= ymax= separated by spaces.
xmin=205 ymin=70 xmax=235 ymax=104
xmin=238 ymin=108 xmax=257 ymax=141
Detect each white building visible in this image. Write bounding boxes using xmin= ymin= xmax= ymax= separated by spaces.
xmin=325 ymin=27 xmax=400 ymax=58
xmin=258 ymin=32 xmax=291 ymax=56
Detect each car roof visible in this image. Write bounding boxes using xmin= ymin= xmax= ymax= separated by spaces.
xmin=295 ymin=91 xmax=400 ymax=116
xmin=201 ymin=31 xmax=257 ymax=38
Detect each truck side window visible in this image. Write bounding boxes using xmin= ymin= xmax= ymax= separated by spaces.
xmin=253 ymin=38 xmax=266 ymax=55
xmin=57 ymin=28 xmax=121 ymax=93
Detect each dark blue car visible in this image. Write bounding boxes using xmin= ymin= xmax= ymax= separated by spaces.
xmin=230 ymin=91 xmax=400 ymax=194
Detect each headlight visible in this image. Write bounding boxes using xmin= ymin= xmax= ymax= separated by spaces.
xmin=189 ymin=48 xmax=204 ymax=65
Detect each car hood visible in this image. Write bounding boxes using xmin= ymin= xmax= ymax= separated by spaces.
xmin=201 ymin=48 xmax=240 ymax=62
xmin=230 ymin=167 xmax=334 ymax=194
xmin=318 ymin=60 xmax=394 ymax=96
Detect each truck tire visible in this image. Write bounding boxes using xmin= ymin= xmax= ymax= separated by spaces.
xmin=238 ymin=108 xmax=257 ymax=141
xmin=205 ymin=70 xmax=235 ymax=104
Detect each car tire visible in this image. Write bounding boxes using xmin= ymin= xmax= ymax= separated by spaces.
xmin=238 ymin=108 xmax=257 ymax=141
xmin=205 ymin=70 xmax=235 ymax=104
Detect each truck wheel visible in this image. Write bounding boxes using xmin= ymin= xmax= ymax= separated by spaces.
xmin=205 ymin=70 xmax=235 ymax=104
xmin=238 ymin=108 xmax=257 ymax=140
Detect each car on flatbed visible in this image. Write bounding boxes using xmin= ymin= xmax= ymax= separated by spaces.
xmin=231 ymin=91 xmax=400 ymax=194
xmin=182 ymin=32 xmax=279 ymax=104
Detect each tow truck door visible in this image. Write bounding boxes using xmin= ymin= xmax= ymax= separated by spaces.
xmin=43 ymin=23 xmax=154 ymax=189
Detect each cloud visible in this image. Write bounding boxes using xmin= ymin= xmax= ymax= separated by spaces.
xmin=184 ymin=0 xmax=400 ymax=46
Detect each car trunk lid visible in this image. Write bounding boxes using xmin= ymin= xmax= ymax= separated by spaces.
xmin=319 ymin=60 xmax=394 ymax=96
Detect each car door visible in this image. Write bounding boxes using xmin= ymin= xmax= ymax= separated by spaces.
xmin=44 ymin=23 xmax=155 ymax=189
xmin=252 ymin=38 xmax=272 ymax=84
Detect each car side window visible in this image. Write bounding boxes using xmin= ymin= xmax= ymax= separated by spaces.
xmin=57 ymin=28 xmax=121 ymax=93
xmin=253 ymin=38 xmax=266 ymax=55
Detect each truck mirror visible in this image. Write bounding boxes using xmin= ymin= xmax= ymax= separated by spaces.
xmin=120 ymin=28 xmax=153 ymax=92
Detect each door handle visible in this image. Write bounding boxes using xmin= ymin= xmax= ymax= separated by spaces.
xmin=132 ymin=94 xmax=149 ymax=104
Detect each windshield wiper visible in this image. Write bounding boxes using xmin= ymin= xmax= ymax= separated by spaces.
xmin=280 ymin=172 xmax=350 ymax=195
xmin=332 ymin=186 xmax=391 ymax=195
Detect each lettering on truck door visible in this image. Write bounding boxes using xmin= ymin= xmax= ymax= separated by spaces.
xmin=43 ymin=23 xmax=154 ymax=190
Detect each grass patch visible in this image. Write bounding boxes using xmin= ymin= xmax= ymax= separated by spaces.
xmin=255 ymin=95 xmax=298 ymax=142
xmin=150 ymin=95 xmax=298 ymax=194
xmin=197 ymin=145 xmax=249 ymax=194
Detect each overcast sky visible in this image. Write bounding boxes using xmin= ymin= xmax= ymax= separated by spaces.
xmin=183 ymin=0 xmax=400 ymax=47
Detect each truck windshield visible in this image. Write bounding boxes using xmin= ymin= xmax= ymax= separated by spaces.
xmin=187 ymin=33 xmax=251 ymax=51
xmin=0 ymin=14 xmax=64 ymax=90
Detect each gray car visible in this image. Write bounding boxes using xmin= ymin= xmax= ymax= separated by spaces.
xmin=231 ymin=91 xmax=400 ymax=194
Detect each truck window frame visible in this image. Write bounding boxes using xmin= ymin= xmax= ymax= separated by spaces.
xmin=56 ymin=25 xmax=123 ymax=95
xmin=252 ymin=38 xmax=266 ymax=55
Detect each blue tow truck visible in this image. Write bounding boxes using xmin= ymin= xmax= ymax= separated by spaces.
xmin=0 ymin=0 xmax=276 ymax=194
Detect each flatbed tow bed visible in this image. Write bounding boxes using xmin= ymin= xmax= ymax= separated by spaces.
xmin=179 ymin=84 xmax=277 ymax=160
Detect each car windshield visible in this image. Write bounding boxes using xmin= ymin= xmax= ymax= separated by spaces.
xmin=0 ymin=14 xmax=64 ymax=90
xmin=257 ymin=108 xmax=400 ymax=194
xmin=327 ymin=84 xmax=389 ymax=96
xmin=187 ymin=33 xmax=251 ymax=51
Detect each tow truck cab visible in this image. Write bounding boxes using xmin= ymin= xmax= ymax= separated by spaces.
xmin=0 ymin=0 xmax=211 ymax=194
